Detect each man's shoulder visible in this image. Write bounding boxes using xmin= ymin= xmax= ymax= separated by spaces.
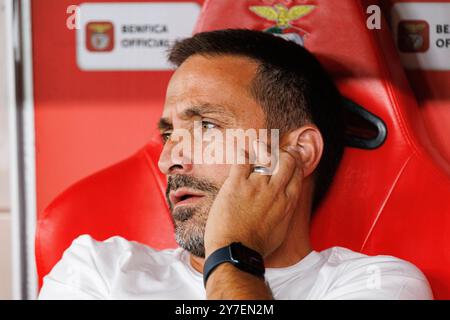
xmin=65 ymin=234 xmax=180 ymax=267
xmin=69 ymin=234 xmax=158 ymax=255
xmin=313 ymin=246 xmax=433 ymax=299
xmin=320 ymin=246 xmax=425 ymax=276
xmin=39 ymin=234 xmax=182 ymax=299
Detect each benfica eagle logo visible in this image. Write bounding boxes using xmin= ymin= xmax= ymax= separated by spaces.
xmin=398 ymin=20 xmax=430 ymax=53
xmin=86 ymin=21 xmax=115 ymax=52
xmin=249 ymin=1 xmax=315 ymax=46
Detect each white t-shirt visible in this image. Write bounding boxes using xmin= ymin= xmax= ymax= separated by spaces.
xmin=38 ymin=235 xmax=433 ymax=300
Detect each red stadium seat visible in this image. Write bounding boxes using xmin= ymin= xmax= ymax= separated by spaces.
xmin=35 ymin=137 xmax=177 ymax=288
xmin=36 ymin=0 xmax=450 ymax=298
xmin=385 ymin=0 xmax=450 ymax=165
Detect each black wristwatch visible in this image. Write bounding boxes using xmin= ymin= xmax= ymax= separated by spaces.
xmin=203 ymin=242 xmax=265 ymax=287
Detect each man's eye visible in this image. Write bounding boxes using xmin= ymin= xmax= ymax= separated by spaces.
xmin=202 ymin=121 xmax=217 ymax=130
xmin=161 ymin=132 xmax=171 ymax=143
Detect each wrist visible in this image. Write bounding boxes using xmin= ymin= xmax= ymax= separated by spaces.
xmin=203 ymin=242 xmax=265 ymax=288
xmin=205 ymin=238 xmax=264 ymax=258
xmin=205 ymin=263 xmax=272 ymax=300
xmin=205 ymin=262 xmax=264 ymax=287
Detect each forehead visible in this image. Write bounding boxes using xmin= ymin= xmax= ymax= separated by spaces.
xmin=162 ymin=54 xmax=264 ymax=125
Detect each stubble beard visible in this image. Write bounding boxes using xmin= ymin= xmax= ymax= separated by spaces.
xmin=166 ymin=174 xmax=219 ymax=258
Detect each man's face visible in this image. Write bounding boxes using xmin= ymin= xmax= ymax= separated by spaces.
xmin=158 ymin=55 xmax=266 ymax=257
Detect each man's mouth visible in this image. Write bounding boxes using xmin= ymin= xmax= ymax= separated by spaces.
xmin=169 ymin=188 xmax=205 ymax=208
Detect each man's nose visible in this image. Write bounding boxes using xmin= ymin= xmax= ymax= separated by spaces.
xmin=158 ymin=139 xmax=193 ymax=175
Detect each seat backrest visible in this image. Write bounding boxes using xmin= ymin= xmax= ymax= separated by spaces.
xmin=385 ymin=0 xmax=450 ymax=164
xmin=36 ymin=0 xmax=450 ymax=298
xmin=35 ymin=138 xmax=178 ymax=288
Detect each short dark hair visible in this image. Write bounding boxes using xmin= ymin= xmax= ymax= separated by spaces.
xmin=168 ymin=29 xmax=345 ymax=211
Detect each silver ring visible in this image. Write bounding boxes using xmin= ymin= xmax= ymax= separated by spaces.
xmin=252 ymin=166 xmax=272 ymax=175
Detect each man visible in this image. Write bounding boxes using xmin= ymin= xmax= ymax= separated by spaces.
xmin=38 ymin=29 xmax=432 ymax=300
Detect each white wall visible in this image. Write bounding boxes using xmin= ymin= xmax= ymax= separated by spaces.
xmin=0 ymin=216 xmax=11 ymax=300
xmin=0 ymin=0 xmax=12 ymax=300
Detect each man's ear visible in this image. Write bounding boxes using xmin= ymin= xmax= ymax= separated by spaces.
xmin=282 ymin=125 xmax=324 ymax=178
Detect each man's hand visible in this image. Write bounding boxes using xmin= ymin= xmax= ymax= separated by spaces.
xmin=204 ymin=145 xmax=304 ymax=258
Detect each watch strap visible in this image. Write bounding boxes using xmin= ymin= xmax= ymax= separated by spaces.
xmin=203 ymin=245 xmax=233 ymax=287
xmin=203 ymin=242 xmax=265 ymax=288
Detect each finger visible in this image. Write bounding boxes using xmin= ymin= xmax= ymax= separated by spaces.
xmin=268 ymin=146 xmax=301 ymax=188
xmin=249 ymin=140 xmax=271 ymax=183
xmin=285 ymin=145 xmax=303 ymax=173
xmin=284 ymin=146 xmax=304 ymax=198
xmin=252 ymin=140 xmax=272 ymax=169
xmin=285 ymin=159 xmax=303 ymax=200
xmin=229 ymin=147 xmax=253 ymax=181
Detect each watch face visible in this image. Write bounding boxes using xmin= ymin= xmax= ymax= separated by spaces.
xmin=229 ymin=243 xmax=265 ymax=275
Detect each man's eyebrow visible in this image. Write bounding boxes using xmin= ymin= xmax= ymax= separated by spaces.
xmin=158 ymin=103 xmax=235 ymax=131
xmin=158 ymin=118 xmax=172 ymax=131
xmin=180 ymin=103 xmax=235 ymax=123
